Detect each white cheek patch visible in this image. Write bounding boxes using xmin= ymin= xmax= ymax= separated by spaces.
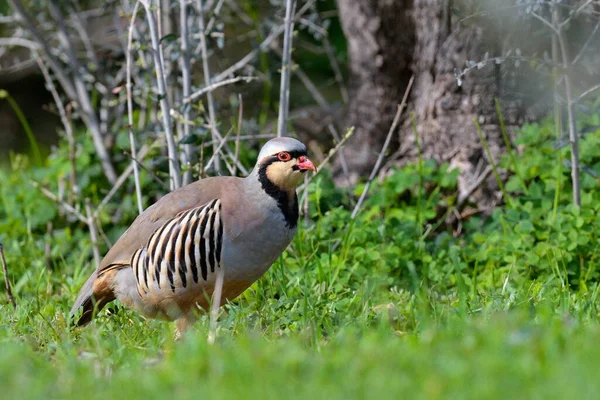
xmin=266 ymin=162 xmax=302 ymax=190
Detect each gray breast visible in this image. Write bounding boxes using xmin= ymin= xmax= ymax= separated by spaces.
xmin=222 ymin=197 xmax=296 ymax=283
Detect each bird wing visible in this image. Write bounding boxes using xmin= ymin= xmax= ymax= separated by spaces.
xmin=97 ymin=176 xmax=242 ymax=276
xmin=131 ymin=198 xmax=224 ymax=296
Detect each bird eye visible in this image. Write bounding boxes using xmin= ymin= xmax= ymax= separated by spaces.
xmin=277 ymin=152 xmax=291 ymax=161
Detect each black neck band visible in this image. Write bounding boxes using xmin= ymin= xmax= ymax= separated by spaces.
xmin=257 ymin=158 xmax=299 ymax=229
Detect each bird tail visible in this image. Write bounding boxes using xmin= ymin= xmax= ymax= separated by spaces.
xmin=70 ymin=270 xmax=116 ymax=326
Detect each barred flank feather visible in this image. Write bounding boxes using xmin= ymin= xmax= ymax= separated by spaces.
xmin=132 ymin=200 xmax=223 ymax=296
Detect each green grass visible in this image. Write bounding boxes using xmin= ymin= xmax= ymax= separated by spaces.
xmin=2 ymin=292 xmax=600 ymax=399
xmin=1 ymin=110 xmax=600 ymax=399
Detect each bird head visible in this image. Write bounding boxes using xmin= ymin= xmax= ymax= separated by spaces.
xmin=255 ymin=137 xmax=316 ymax=191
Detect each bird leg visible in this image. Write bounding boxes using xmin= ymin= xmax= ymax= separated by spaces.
xmin=174 ymin=312 xmax=198 ymax=341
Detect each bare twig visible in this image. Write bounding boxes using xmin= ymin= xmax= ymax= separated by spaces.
xmin=204 ymin=0 xmax=226 ymax=34
xmin=328 ymin=124 xmax=353 ymax=195
xmin=126 ymin=1 xmax=144 ymax=215
xmin=572 ymin=19 xmax=600 ymax=65
xmin=277 ymin=0 xmax=297 ymax=137
xmin=197 ymin=0 xmax=222 ymax=173
xmin=297 ymin=126 xmax=355 ymax=205
xmin=202 ymin=134 xmax=276 ymax=147
xmin=531 ymin=11 xmax=560 ymax=36
xmin=309 ymin=2 xmax=348 ymax=102
xmin=0 ymin=37 xmax=40 ymax=49
xmin=270 ymin=44 xmax=328 ymax=108
xmin=85 ymin=199 xmax=101 ymax=268
xmin=9 ymin=0 xmax=77 ymax=99
xmin=204 ymin=128 xmax=234 ymax=171
xmin=185 ymin=76 xmax=258 ymax=103
xmin=457 ymin=166 xmax=493 ymax=206
xmin=95 ymin=139 xmax=163 ymax=218
xmin=140 ymin=0 xmax=182 ymax=190
xmin=30 ymin=181 xmax=88 ymax=224
xmin=560 ymin=0 xmax=593 ymax=29
xmin=233 ymin=94 xmax=243 ymax=176
xmin=34 ymin=55 xmax=78 ymax=200
xmin=0 ymin=16 xmax=17 ymax=24
xmin=69 ymin=9 xmax=99 ymax=67
xmin=212 ymin=0 xmax=315 ymax=84
xmin=350 ymin=76 xmax=414 ymax=220
xmin=180 ymin=0 xmax=194 ymax=185
xmin=314 ymin=127 xmax=355 ymax=172
xmin=554 ymin=9 xmax=581 ymax=207
xmin=574 ymin=83 xmax=600 ymax=104
xmin=48 ymin=1 xmax=118 ymax=184
xmin=0 ymin=244 xmax=16 ymax=309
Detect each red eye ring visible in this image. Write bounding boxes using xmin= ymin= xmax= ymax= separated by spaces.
xmin=277 ymin=152 xmax=291 ymax=161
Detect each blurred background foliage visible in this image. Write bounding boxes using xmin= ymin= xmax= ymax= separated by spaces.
xmin=1 ymin=1 xmax=600 ymax=397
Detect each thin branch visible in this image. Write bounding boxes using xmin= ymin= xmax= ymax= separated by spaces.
xmin=531 ymin=11 xmax=560 ymax=36
xmin=34 ymin=55 xmax=78 ymax=201
xmin=309 ymin=2 xmax=348 ymax=102
xmin=180 ymin=0 xmax=194 ymax=185
xmin=69 ymin=9 xmax=99 ymax=67
xmin=328 ymin=124 xmax=353 ymax=193
xmin=574 ymin=83 xmax=600 ymax=104
xmin=184 ymin=76 xmax=258 ymax=103
xmin=48 ymin=2 xmax=114 ymax=176
xmin=233 ymin=94 xmax=243 ymax=176
xmin=204 ymin=0 xmax=226 ymax=34
xmin=126 ymin=1 xmax=144 ymax=215
xmin=48 ymin=1 xmax=118 ymax=184
xmin=85 ymin=199 xmax=101 ymax=268
xmin=560 ymin=0 xmax=593 ymax=29
xmin=95 ymin=139 xmax=162 ymax=218
xmin=9 ymin=0 xmax=77 ymax=100
xmin=0 ymin=244 xmax=16 ymax=309
xmin=30 ymin=181 xmax=88 ymax=224
xmin=297 ymin=126 xmax=356 ymax=201
xmin=555 ymin=9 xmax=581 ymax=207
xmin=572 ymin=19 xmax=600 ymax=65
xmin=212 ymin=0 xmax=315 ymax=84
xmin=350 ymin=76 xmax=414 ymax=220
xmin=0 ymin=37 xmax=40 ymax=49
xmin=457 ymin=166 xmax=493 ymax=206
xmin=270 ymin=44 xmax=328 ymax=108
xmin=204 ymin=128 xmax=234 ymax=171
xmin=140 ymin=0 xmax=182 ymax=190
xmin=197 ymin=0 xmax=222 ymax=173
xmin=202 ymin=133 xmax=275 ymax=147
xmin=277 ymin=0 xmax=297 ymax=137
xmin=0 ymin=16 xmax=17 ymax=24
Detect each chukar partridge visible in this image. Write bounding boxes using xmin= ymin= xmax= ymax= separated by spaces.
xmin=71 ymin=137 xmax=316 ymax=334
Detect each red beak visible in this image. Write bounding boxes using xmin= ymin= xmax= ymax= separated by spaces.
xmin=297 ymin=156 xmax=317 ymax=172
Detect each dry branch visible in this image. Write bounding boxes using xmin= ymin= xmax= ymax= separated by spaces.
xmin=277 ymin=0 xmax=297 ymax=137
xmin=197 ymin=0 xmax=221 ymax=173
xmin=180 ymin=0 xmax=194 ymax=185
xmin=350 ymin=76 xmax=414 ymax=220
xmin=126 ymin=1 xmax=144 ymax=214
xmin=140 ymin=0 xmax=182 ymax=190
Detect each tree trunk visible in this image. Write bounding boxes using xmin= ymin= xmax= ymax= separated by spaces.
xmin=336 ymin=0 xmax=541 ymax=208
xmin=336 ymin=0 xmax=414 ymax=182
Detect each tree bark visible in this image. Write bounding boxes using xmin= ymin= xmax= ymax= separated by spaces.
xmin=336 ymin=0 xmax=541 ymax=208
xmin=336 ymin=0 xmax=414 ymax=182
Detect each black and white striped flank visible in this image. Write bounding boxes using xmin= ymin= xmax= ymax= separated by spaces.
xmin=131 ymin=199 xmax=223 ymax=296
